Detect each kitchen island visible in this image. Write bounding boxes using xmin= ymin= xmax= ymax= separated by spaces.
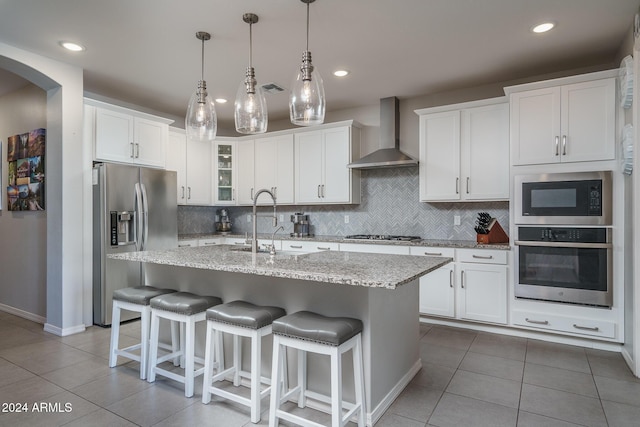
xmin=110 ymin=245 xmax=451 ymax=425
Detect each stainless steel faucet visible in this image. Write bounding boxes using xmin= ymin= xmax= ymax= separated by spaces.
xmin=250 ymin=188 xmax=277 ymax=255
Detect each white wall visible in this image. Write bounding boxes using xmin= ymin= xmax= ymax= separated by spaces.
xmin=0 ymin=84 xmax=47 ymax=319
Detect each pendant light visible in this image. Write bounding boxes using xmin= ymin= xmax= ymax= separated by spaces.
xmin=235 ymin=13 xmax=268 ymax=134
xmin=289 ymin=0 xmax=325 ymax=126
xmin=185 ymin=31 xmax=217 ymax=141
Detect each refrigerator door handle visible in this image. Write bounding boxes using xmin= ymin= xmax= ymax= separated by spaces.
xmin=134 ymin=182 xmax=144 ymax=251
xmin=140 ymin=183 xmax=150 ymax=251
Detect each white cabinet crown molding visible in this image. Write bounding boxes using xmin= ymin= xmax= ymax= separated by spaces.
xmin=503 ymin=69 xmax=618 ymax=96
xmin=84 ymin=97 xmax=174 ymax=125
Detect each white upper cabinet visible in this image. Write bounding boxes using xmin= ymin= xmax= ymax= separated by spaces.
xmin=509 ymin=77 xmax=616 ymax=165
xmin=236 ymin=139 xmax=255 ymax=205
xmin=294 ymin=123 xmax=361 ymax=204
xmin=416 ymin=98 xmax=509 ymax=202
xmin=166 ymin=128 xmax=187 ymax=204
xmin=254 ymin=133 xmax=295 ymax=205
xmin=214 ymin=140 xmax=236 ymax=205
xmin=86 ymin=98 xmax=172 ymax=168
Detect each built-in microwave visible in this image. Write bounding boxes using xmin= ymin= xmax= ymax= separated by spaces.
xmin=514 ymin=171 xmax=612 ymax=225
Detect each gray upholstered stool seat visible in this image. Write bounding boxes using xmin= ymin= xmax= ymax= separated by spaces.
xmin=206 ymin=300 xmax=286 ymax=329
xmin=109 ymin=286 xmax=178 ymax=380
xmin=113 ymin=285 xmax=176 ymax=305
xmin=269 ymin=311 xmax=366 ymax=427
xmin=150 ymin=291 xmax=222 ymax=315
xmin=202 ymin=300 xmax=287 ymax=423
xmin=272 ymin=310 xmax=363 ymax=346
xmin=148 ymin=291 xmax=222 ymax=397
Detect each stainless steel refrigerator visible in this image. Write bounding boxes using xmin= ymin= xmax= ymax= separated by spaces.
xmin=93 ymin=162 xmax=177 ymax=326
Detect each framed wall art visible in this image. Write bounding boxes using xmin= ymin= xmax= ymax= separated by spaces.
xmin=6 ymin=128 xmax=45 ymax=211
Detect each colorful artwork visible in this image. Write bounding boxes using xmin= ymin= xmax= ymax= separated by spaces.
xmin=6 ymin=128 xmax=46 ymax=211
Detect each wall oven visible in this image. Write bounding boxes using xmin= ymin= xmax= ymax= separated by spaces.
xmin=515 ymin=226 xmax=612 ymax=307
xmin=514 ymin=171 xmax=612 ymax=225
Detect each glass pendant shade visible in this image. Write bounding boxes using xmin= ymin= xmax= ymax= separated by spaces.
xmin=235 ymin=69 xmax=268 ymax=134
xmin=289 ymin=53 xmax=325 ymax=126
xmin=186 ymin=81 xmax=217 ymax=141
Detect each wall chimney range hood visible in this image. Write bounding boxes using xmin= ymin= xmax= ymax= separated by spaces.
xmin=347 ymin=96 xmax=418 ymax=169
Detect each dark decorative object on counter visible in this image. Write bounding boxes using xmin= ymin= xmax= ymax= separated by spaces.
xmin=474 ymin=212 xmax=509 ymax=244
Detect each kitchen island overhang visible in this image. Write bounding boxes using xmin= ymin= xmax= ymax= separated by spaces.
xmin=109 ymin=245 xmax=451 ymax=426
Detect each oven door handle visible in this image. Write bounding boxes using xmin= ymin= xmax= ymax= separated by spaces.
xmin=515 ymin=240 xmax=612 ymax=249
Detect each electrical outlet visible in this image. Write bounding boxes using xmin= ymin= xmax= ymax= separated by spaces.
xmin=454 ymin=215 xmax=461 ymax=226
xmin=246 ymin=214 xmax=251 ymax=223
xmin=279 ymin=214 xmax=284 ymax=222
xmin=344 ymin=215 xmax=350 ymax=224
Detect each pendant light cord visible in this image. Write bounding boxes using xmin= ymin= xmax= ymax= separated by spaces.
xmin=306 ymin=1 xmax=310 ymax=51
xmin=200 ymin=37 xmax=205 ymax=81
xmin=249 ymin=20 xmax=253 ymax=69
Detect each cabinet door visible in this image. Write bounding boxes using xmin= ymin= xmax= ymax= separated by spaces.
xmin=185 ymin=139 xmax=212 ymax=205
xmin=236 ymin=139 xmax=255 ymax=205
xmin=461 ymin=103 xmax=509 ymax=200
xmin=295 ymin=131 xmax=324 ymax=203
xmin=560 ymin=79 xmax=615 ymax=163
xmin=458 ymin=264 xmax=507 ymax=324
xmin=274 ymin=134 xmax=295 ymax=204
xmin=254 ymin=137 xmax=277 ymax=204
xmin=510 ymin=87 xmax=561 ymax=165
xmin=95 ymin=107 xmax=134 ymax=164
xmin=133 ymin=118 xmax=166 ymax=168
xmin=322 ymin=126 xmax=351 ymax=203
xmin=419 ymin=111 xmax=460 ymax=201
xmin=167 ymin=129 xmax=187 ymax=205
xmin=215 ymin=142 xmax=235 ymax=205
xmin=419 ymin=264 xmax=455 ymax=318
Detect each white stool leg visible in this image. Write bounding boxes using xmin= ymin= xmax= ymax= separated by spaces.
xmin=353 ymin=336 xmax=366 ymax=427
xmin=171 ymin=319 xmax=180 ymax=366
xmin=202 ymin=320 xmax=215 ymax=404
xmin=180 ymin=322 xmax=186 ymax=368
xmin=108 ymin=301 xmax=121 ymax=368
xmin=185 ymin=317 xmax=196 ymax=397
xmin=233 ymin=334 xmax=241 ymax=386
xmin=250 ymin=330 xmax=261 ymax=423
xmin=147 ymin=310 xmax=160 ymax=383
xmin=139 ymin=305 xmax=151 ymax=380
xmin=330 ymin=346 xmax=342 ymax=427
xmin=269 ymin=335 xmax=283 ymax=427
xmin=215 ymin=329 xmax=224 ymax=374
xmin=297 ymin=349 xmax=307 ymax=408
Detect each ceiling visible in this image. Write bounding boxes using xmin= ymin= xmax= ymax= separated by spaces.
xmin=0 ymin=0 xmax=638 ymax=132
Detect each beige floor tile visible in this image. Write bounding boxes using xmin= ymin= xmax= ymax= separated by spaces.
xmin=519 ymin=384 xmax=606 ymax=427
xmin=523 ymin=362 xmax=598 ymax=397
xmin=446 ymin=369 xmax=521 ymax=409
xmin=421 ymin=326 xmax=477 ymax=351
xmin=517 ymin=410 xmax=583 ymax=427
xmin=469 ymin=332 xmax=527 ymax=361
xmin=459 ymin=351 xmax=524 ymax=382
xmin=428 ymin=392 xmax=518 ymax=427
xmin=525 ymin=340 xmax=590 ymax=374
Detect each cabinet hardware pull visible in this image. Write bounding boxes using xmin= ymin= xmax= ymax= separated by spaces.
xmin=318 ymin=185 xmax=321 ymax=198
xmin=135 ymin=143 xmax=140 ymax=158
xmin=525 ymin=318 xmax=549 ymax=325
xmin=424 ymin=252 xmax=442 ymax=256
xmin=203 ymin=242 xmax=217 ymax=246
xmin=449 ymin=269 xmax=453 ymax=288
xmin=251 ymin=187 xmax=254 ymax=200
xmin=232 ymin=189 xmax=235 ymax=201
xmin=562 ymin=135 xmax=567 ymax=156
xmin=234 ymin=242 xmax=246 ymax=245
xmin=188 ymin=187 xmax=191 ymax=199
xmin=455 ymin=177 xmax=459 ymax=194
xmin=178 ymin=244 xmax=191 ymax=248
xmin=289 ymin=245 xmax=303 ymax=249
xmin=130 ymin=142 xmax=134 ymax=158
xmin=181 ymin=186 xmax=185 ymax=199
xmin=555 ymin=136 xmax=559 ymax=156
xmin=472 ymin=254 xmax=493 ymax=259
xmin=322 ymin=184 xmax=325 ymax=198
xmin=466 ymin=177 xmax=470 ymax=194
xmin=573 ymin=324 xmax=599 ymax=332
xmin=461 ymin=270 xmax=465 ymax=288
xmin=317 ymin=246 xmax=331 ymax=251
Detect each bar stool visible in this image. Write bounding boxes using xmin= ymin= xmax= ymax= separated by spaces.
xmin=202 ymin=300 xmax=286 ymax=423
xmin=147 ymin=291 xmax=222 ymax=397
xmin=109 ymin=286 xmax=177 ymax=380
xmin=269 ymin=311 xmax=366 ymax=427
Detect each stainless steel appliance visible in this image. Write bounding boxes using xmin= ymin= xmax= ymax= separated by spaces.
xmin=515 ymin=226 xmax=612 ymax=307
xmin=290 ymin=213 xmax=311 ymax=237
xmin=514 ymin=171 xmax=612 ymax=225
xmin=215 ymin=208 xmax=232 ymax=234
xmin=344 ymin=234 xmax=421 ymax=241
xmin=93 ymin=163 xmax=177 ymax=326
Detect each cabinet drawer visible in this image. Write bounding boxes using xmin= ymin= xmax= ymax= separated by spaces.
xmin=177 ymin=239 xmax=198 ymax=248
xmin=199 ymin=238 xmax=224 ymax=247
xmin=409 ymin=246 xmax=455 ymax=258
xmin=339 ymin=243 xmax=411 ymax=255
xmin=512 ymin=309 xmax=615 ymax=339
xmin=281 ymin=240 xmax=339 ymax=252
xmin=456 ymin=248 xmax=507 ymax=264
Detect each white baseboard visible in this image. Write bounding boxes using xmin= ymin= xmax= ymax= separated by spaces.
xmin=621 ymin=347 xmax=636 ymax=376
xmin=0 ymin=303 xmax=46 ymax=324
xmin=44 ymin=322 xmax=86 ymax=337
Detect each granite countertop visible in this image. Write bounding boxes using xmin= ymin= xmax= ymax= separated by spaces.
xmin=109 ymin=245 xmax=452 ymax=289
xmin=178 ymin=233 xmax=510 ymax=251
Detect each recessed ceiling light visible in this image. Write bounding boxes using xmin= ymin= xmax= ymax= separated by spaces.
xmin=532 ymin=22 xmax=555 ymax=33
xmin=215 ymin=98 xmax=227 ymax=104
xmin=333 ymin=70 xmax=350 ymax=77
xmin=59 ymin=41 xmax=85 ymax=52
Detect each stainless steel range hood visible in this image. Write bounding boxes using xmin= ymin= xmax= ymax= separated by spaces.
xmin=347 ymin=96 xmax=418 ymax=169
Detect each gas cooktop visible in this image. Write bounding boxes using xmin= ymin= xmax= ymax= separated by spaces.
xmin=344 ymin=234 xmax=422 ymax=242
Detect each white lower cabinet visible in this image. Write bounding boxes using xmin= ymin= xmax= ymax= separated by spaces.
xmin=338 ymin=243 xmax=410 ymax=255
xmin=198 ymin=238 xmax=225 ymax=247
xmin=177 ymin=239 xmax=198 ymax=248
xmin=511 ymin=308 xmax=616 ymax=339
xmin=281 ymin=240 xmax=339 ymax=252
xmin=413 ymin=247 xmax=508 ymax=325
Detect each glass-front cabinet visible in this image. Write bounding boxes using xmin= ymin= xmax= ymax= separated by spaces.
xmin=214 ymin=140 xmax=236 ymax=205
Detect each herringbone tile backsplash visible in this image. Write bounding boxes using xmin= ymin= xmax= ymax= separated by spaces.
xmin=178 ymin=167 xmax=510 ymax=241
